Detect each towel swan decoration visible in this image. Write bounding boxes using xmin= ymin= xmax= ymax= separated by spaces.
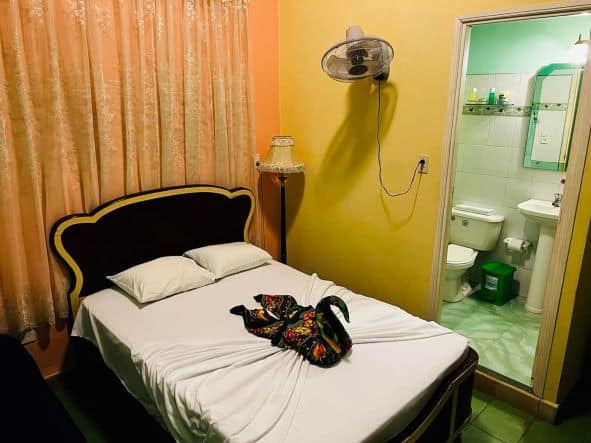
xmin=230 ymin=294 xmax=352 ymax=367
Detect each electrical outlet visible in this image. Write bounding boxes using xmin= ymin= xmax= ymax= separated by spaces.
xmin=418 ymin=155 xmax=429 ymax=174
xmin=254 ymin=153 xmax=261 ymax=167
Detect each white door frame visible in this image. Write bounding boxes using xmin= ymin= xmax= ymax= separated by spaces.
xmin=428 ymin=1 xmax=591 ymax=398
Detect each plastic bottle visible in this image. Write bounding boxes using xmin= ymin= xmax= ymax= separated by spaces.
xmin=468 ymin=87 xmax=478 ymax=103
xmin=487 ymin=87 xmax=497 ymax=105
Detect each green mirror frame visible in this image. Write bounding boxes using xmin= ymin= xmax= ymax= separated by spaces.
xmin=523 ymin=63 xmax=583 ymax=171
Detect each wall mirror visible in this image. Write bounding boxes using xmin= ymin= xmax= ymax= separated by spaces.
xmin=523 ymin=63 xmax=583 ymax=171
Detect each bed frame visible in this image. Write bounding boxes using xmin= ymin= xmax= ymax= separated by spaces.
xmin=51 ymin=184 xmax=477 ymax=443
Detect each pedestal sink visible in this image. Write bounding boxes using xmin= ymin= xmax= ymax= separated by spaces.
xmin=517 ymin=199 xmax=560 ymax=313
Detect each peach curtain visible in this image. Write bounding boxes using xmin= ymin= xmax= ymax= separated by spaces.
xmin=0 ymin=0 xmax=257 ymax=335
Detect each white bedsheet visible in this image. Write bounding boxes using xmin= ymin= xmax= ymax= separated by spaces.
xmin=72 ymin=261 xmax=468 ymax=443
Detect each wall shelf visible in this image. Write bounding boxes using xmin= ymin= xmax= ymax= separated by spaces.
xmin=533 ymin=102 xmax=569 ymax=111
xmin=463 ymin=104 xmax=531 ymax=117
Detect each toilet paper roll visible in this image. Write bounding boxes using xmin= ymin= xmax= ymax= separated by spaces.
xmin=504 ymin=237 xmax=527 ymax=252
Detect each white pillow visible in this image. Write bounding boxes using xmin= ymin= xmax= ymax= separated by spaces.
xmin=183 ymin=242 xmax=272 ymax=279
xmin=107 ymin=256 xmax=215 ymax=303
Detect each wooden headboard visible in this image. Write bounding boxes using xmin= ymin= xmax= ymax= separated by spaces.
xmin=51 ymin=185 xmax=255 ymax=315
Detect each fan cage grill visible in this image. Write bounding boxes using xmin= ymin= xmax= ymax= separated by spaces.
xmin=321 ymin=36 xmax=394 ymax=82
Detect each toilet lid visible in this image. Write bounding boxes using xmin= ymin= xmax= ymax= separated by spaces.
xmin=447 ymin=244 xmax=476 ymax=265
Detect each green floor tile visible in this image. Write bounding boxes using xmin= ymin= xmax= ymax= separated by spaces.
xmin=50 ymin=382 xmax=112 ymax=443
xmin=520 ymin=419 xmax=588 ymax=443
xmin=477 ymin=342 xmax=533 ymax=386
xmin=472 ymin=399 xmax=534 ymax=443
xmin=462 ymin=425 xmax=504 ymax=442
xmin=471 ymin=390 xmax=492 ymax=422
xmin=49 ymin=370 xmax=172 ymax=442
xmin=441 ymin=296 xmax=540 ymax=385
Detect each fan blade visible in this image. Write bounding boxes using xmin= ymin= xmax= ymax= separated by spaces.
xmin=326 ymin=54 xmax=352 ymax=77
xmin=367 ymin=44 xmax=392 ymax=60
xmin=355 ymin=39 xmax=382 ymax=51
xmin=361 ymin=59 xmax=381 ymax=76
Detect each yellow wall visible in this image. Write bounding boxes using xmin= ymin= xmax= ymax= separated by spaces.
xmin=545 ymin=138 xmax=591 ymax=403
xmin=278 ymin=0 xmax=591 ymax=403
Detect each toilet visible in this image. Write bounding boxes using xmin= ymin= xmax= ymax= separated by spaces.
xmin=443 ymin=205 xmax=504 ymax=302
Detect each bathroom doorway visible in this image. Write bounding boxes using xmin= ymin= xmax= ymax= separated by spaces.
xmin=430 ymin=4 xmax=591 ymax=398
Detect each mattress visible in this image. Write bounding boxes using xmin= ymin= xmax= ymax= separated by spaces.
xmin=72 ymin=261 xmax=468 ymax=443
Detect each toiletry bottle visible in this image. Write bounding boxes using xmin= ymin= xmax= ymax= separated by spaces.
xmin=469 ymin=88 xmax=478 ymax=103
xmin=487 ymin=87 xmax=497 ymax=105
xmin=500 ymin=91 xmax=511 ymax=105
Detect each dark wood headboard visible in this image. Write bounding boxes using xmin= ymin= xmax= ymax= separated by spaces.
xmin=51 ymin=185 xmax=255 ymax=315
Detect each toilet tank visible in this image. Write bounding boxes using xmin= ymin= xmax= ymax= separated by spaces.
xmin=449 ymin=205 xmax=504 ymax=251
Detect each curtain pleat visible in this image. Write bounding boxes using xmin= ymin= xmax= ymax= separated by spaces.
xmin=0 ymin=0 xmax=258 ymax=335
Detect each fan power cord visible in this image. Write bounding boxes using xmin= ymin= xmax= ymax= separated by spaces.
xmin=376 ymin=80 xmax=425 ymax=197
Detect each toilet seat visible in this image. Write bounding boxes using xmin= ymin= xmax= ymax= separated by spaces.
xmin=446 ymin=244 xmax=477 ymax=269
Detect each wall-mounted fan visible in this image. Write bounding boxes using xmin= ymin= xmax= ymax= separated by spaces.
xmin=321 ymin=26 xmax=426 ymax=198
xmin=321 ymin=26 xmax=394 ymax=82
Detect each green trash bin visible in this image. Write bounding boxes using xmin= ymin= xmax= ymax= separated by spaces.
xmin=476 ymin=261 xmax=516 ymax=305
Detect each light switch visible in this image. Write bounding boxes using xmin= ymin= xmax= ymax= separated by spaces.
xmin=540 ymin=133 xmax=551 ymax=144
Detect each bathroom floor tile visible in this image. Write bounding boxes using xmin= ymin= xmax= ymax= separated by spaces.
xmin=441 ymin=296 xmax=540 ymax=385
xmin=472 ymin=399 xmax=534 ymax=443
xmin=478 ymin=342 xmax=533 ymax=386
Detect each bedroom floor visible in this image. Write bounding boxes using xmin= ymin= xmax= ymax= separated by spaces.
xmin=48 ymin=369 xmax=591 ymax=443
xmin=49 ymin=368 xmax=173 ymax=443
xmin=441 ymin=296 xmax=541 ymax=386
xmin=463 ymin=389 xmax=591 ymax=443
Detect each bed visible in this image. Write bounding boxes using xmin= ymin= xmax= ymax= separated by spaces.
xmin=51 ymin=185 xmax=477 ymax=443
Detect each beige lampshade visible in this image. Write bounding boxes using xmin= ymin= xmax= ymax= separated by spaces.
xmin=258 ymin=136 xmax=305 ymax=174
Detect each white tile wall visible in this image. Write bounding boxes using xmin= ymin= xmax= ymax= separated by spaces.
xmin=494 ymin=74 xmax=521 ymax=99
xmin=530 ymin=181 xmax=562 ymax=200
xmin=516 ymin=73 xmax=537 ymax=107
xmin=482 ymin=146 xmax=511 ymax=176
xmin=463 ymin=73 xmax=533 ymax=108
xmin=453 ymin=73 xmax=566 ymax=299
xmin=457 ymin=115 xmax=490 ymax=145
xmin=511 ymin=116 xmax=530 ymax=148
xmin=503 ymin=178 xmax=532 ymax=208
xmin=488 ymin=117 xmax=515 ymax=147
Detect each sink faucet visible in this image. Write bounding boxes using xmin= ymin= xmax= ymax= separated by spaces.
xmin=552 ymin=193 xmax=562 ymax=207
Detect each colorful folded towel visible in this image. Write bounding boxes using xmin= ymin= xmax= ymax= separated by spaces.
xmin=230 ymin=294 xmax=352 ymax=367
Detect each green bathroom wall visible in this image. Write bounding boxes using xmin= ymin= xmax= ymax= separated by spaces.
xmin=467 ymin=15 xmax=591 ymax=74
